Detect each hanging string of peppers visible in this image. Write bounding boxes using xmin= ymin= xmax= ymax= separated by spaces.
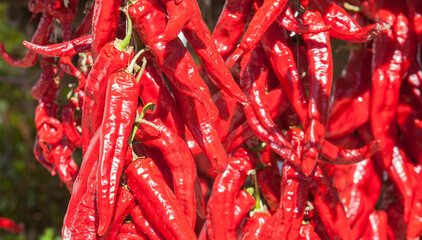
xmin=1 ymin=0 xmax=422 ymax=238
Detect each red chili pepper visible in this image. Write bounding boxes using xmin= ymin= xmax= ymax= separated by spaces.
xmin=23 ymin=35 xmax=92 ymax=57
xmin=91 ymin=0 xmax=122 ymax=59
xmin=33 ymin=135 xmax=55 ymax=172
xmin=102 ymin=187 xmax=136 ymax=240
xmin=407 ymin=171 xmax=422 ymax=239
xmin=59 ymin=56 xmax=87 ymax=91
xmin=0 ymin=217 xmax=24 ymax=234
xmin=50 ymin=141 xmax=79 ymax=192
xmin=326 ymin=46 xmax=372 ymax=139
xmin=155 ymin=0 xmax=194 ymax=42
xmin=322 ymin=2 xmax=390 ymax=42
xmin=128 ymin=0 xmax=218 ymax=120
xmin=310 ymin=164 xmax=353 ymax=239
xmin=299 ymin=10 xmax=334 ymax=176
xmin=96 ymin=53 xmax=142 ymax=235
xmin=0 ymin=11 xmax=52 ymax=68
xmin=119 ymin=222 xmax=144 ymax=235
xmin=360 ymin=211 xmax=388 ymax=239
xmin=125 ymin=158 xmax=197 ymax=240
xmin=240 ymin=212 xmax=271 ymax=240
xmin=31 ymin=58 xmax=58 ymax=100
xmin=138 ymin=54 xmax=185 ymax=138
xmin=227 ymin=0 xmax=289 ymax=68
xmin=276 ymin=3 xmax=331 ymax=34
xmin=180 ymin=0 xmax=248 ymax=104
xmin=62 ymin=129 xmax=100 ymax=240
xmin=404 ymin=0 xmax=422 ymax=45
xmin=134 ymin=112 xmax=197 ymax=227
xmin=208 ymin=154 xmax=255 ymax=240
xmin=117 ymin=233 xmax=149 ymax=240
xmin=370 ymin=0 xmax=415 ymax=168
xmin=55 ymin=112 xmax=80 ymax=151
xmin=130 ymin=205 xmax=166 ymax=240
xmin=81 ymin=30 xmax=133 ymax=153
xmin=70 ymin=161 xmax=99 ymax=240
xmin=298 ymin=224 xmax=321 ymax=240
xmin=35 ymin=101 xmax=63 ymax=145
xmin=212 ymin=0 xmax=254 ymax=61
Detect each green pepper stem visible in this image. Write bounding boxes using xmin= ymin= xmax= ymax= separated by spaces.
xmin=117 ymin=7 xmax=132 ymax=51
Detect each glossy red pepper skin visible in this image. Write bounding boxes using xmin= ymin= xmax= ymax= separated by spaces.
xmin=300 ymin=11 xmax=333 ymax=176
xmin=97 ymin=70 xmax=140 ymax=235
xmin=91 ymin=0 xmax=122 ymax=59
xmin=407 ymin=171 xmax=422 ymax=239
xmin=0 ymin=11 xmax=52 ymax=68
xmin=240 ymin=212 xmax=271 ymax=240
xmin=212 ymin=0 xmax=254 ymax=61
xmin=81 ymin=41 xmax=133 ymax=153
xmin=128 ymin=0 xmax=218 ymax=120
xmin=119 ymin=222 xmax=144 ymax=235
xmin=23 ymin=35 xmax=92 ymax=57
xmin=131 ymin=205 xmax=166 ymax=240
xmin=208 ymin=154 xmax=255 ymax=240
xmin=125 ymin=158 xmax=197 ymax=240
xmin=298 ymin=224 xmax=321 ymax=240
xmin=155 ymin=0 xmax=194 ymax=42
xmin=70 ymin=161 xmax=99 ymax=240
xmin=371 ymin=0 xmax=415 ymax=169
xmin=405 ymin=0 xmax=422 ymax=45
xmin=360 ymin=211 xmax=388 ymax=240
xmin=35 ymin=101 xmax=63 ymax=145
xmin=50 ymin=141 xmax=79 ymax=192
xmin=117 ymin=233 xmax=149 ymax=240
xmin=180 ymin=1 xmax=248 ymax=104
xmin=62 ymin=130 xmax=100 ymax=240
xmin=322 ymin=2 xmax=389 ymax=42
xmin=102 ymin=187 xmax=136 ymax=240
xmin=310 ymin=164 xmax=353 ymax=239
xmin=227 ymin=0 xmax=288 ymax=68
xmin=326 ymin=47 xmax=372 ymax=139
xmin=138 ymin=55 xmax=185 ymax=138
xmin=134 ymin=113 xmax=197 ymax=227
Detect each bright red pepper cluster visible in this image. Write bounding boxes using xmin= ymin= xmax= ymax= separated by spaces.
xmin=1 ymin=0 xmax=422 ymax=239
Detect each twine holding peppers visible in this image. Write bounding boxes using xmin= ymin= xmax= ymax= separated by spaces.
xmin=1 ymin=0 xmax=422 ymax=239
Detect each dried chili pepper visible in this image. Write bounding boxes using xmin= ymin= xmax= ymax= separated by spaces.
xmin=23 ymin=35 xmax=92 ymax=57
xmin=31 ymin=58 xmax=58 ymax=100
xmin=155 ymin=0 xmax=194 ymax=42
xmin=240 ymin=212 xmax=271 ymax=240
xmin=130 ymin=205 xmax=166 ymax=240
xmin=126 ymin=158 xmax=197 ymax=240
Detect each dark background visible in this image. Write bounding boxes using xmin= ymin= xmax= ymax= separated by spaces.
xmin=0 ymin=0 xmax=348 ymax=239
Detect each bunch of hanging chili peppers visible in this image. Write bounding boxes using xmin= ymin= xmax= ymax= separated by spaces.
xmin=2 ymin=0 xmax=422 ymax=238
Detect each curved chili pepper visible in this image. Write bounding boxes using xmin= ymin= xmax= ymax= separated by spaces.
xmin=180 ymin=0 xmax=248 ymax=104
xmin=128 ymin=0 xmax=218 ymax=120
xmin=326 ymin=46 xmax=372 ymax=139
xmin=130 ymin=205 xmax=166 ymax=240
xmin=155 ymin=0 xmax=194 ymax=42
xmin=33 ymin=135 xmax=54 ymax=172
xmin=62 ymin=97 xmax=82 ymax=148
xmin=119 ymin=222 xmax=143 ymax=235
xmin=310 ymin=164 xmax=353 ymax=239
xmin=212 ymin=0 xmax=254 ymax=61
xmin=125 ymin=158 xmax=197 ymax=240
xmin=59 ymin=56 xmax=87 ymax=91
xmin=35 ymin=101 xmax=63 ymax=145
xmin=370 ymin=0 xmax=415 ymax=169
xmin=102 ymin=187 xmax=136 ymax=240
xmin=134 ymin=112 xmax=197 ymax=227
xmin=31 ymin=58 xmax=58 ymax=100
xmin=277 ymin=4 xmax=331 ymax=34
xmin=50 ymin=141 xmax=79 ymax=193
xmin=74 ymin=0 xmax=95 ymax=38
xmin=23 ymin=35 xmax=92 ymax=57
xmin=0 ymin=11 xmax=52 ymax=68
xmin=138 ymin=54 xmax=185 ymax=138
xmin=299 ymin=10 xmax=333 ymax=176
xmin=319 ymin=139 xmax=379 ymax=165
xmin=227 ymin=0 xmax=289 ymax=68
xmin=91 ymin=0 xmax=122 ymax=59
xmin=208 ymin=154 xmax=254 ymax=240
xmin=96 ymin=59 xmax=142 ymax=235
xmin=62 ymin=129 xmax=100 ymax=240
xmin=322 ymin=2 xmax=390 ymax=42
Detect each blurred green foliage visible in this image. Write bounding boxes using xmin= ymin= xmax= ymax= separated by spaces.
xmin=0 ymin=3 xmax=71 ymax=240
